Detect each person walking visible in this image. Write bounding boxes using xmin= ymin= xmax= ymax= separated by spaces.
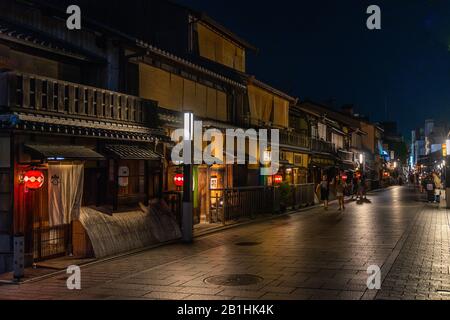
xmin=425 ymin=174 xmax=436 ymax=203
xmin=316 ymin=175 xmax=330 ymax=210
xmin=336 ymin=178 xmax=347 ymax=211
xmin=351 ymin=175 xmax=358 ymax=200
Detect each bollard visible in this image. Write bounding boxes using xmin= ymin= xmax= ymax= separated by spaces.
xmin=13 ymin=234 xmax=25 ymax=280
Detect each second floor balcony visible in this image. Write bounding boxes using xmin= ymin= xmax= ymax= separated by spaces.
xmin=280 ymin=131 xmax=310 ymax=150
xmin=311 ymin=138 xmax=336 ymax=154
xmin=0 ymin=71 xmax=157 ymax=127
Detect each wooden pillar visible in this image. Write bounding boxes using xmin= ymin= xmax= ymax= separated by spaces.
xmin=112 ymin=159 xmax=118 ymax=212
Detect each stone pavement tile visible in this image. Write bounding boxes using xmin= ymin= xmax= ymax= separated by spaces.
xmin=216 ymin=289 xmax=266 ymax=299
xmin=100 ymin=282 xmax=149 ymax=291
xmin=307 ymin=289 xmax=341 ymax=300
xmin=105 ymin=296 xmax=156 ymax=300
xmin=177 ymin=287 xmax=224 ymax=295
xmin=139 ymin=285 xmax=184 ymax=293
xmin=184 ymin=294 xmax=233 ymax=300
xmin=142 ymin=291 xmax=191 ymax=300
xmin=260 ymin=286 xmax=296 ymax=294
xmin=336 ymin=291 xmax=365 ymax=300
xmin=120 ymin=277 xmax=182 ymax=286
xmin=84 ymin=287 xmax=150 ymax=298
xmin=260 ymin=292 xmax=312 ymax=300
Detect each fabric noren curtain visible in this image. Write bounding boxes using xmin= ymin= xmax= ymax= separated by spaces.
xmin=48 ymin=163 xmax=84 ymax=226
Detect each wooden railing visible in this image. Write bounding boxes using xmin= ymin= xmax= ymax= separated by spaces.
xmin=280 ymin=131 xmax=310 ymax=149
xmin=311 ymin=138 xmax=336 ymax=154
xmin=210 ymin=186 xmax=276 ymax=224
xmin=289 ymin=184 xmax=315 ymax=209
xmin=0 ymin=71 xmax=155 ymax=125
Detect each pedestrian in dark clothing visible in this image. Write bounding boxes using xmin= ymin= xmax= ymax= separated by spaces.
xmin=316 ymin=175 xmax=330 ymax=210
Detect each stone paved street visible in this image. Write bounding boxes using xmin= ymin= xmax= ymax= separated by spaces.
xmin=1 ymin=186 xmax=449 ymax=300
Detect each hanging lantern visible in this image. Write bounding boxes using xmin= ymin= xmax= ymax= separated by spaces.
xmin=274 ymin=175 xmax=283 ymax=185
xmin=341 ymin=174 xmax=348 ymax=181
xmin=173 ymin=173 xmax=184 ymax=187
xmin=23 ymin=170 xmax=45 ymax=190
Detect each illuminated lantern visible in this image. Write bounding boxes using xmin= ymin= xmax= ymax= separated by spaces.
xmin=274 ymin=175 xmax=283 ymax=185
xmin=23 ymin=170 xmax=45 ymax=189
xmin=341 ymin=175 xmax=348 ymax=181
xmin=173 ymin=174 xmax=184 ymax=187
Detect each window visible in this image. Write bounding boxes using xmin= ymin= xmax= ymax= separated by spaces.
xmin=247 ymin=84 xmax=289 ymax=128
xmin=196 ymin=22 xmax=246 ymax=72
xmin=332 ymin=133 xmax=344 ymax=150
xmin=311 ymin=125 xmax=318 ymax=139
xmin=318 ymin=123 xmax=327 ymax=140
xmin=138 ymin=63 xmax=227 ymax=121
xmin=352 ymin=133 xmax=362 ymax=149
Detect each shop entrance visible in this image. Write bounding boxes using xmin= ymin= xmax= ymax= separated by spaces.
xmin=31 ymin=163 xmax=84 ymax=261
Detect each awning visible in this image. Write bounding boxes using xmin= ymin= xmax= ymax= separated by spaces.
xmin=25 ymin=145 xmax=105 ymax=160
xmin=104 ymin=145 xmax=161 ymax=160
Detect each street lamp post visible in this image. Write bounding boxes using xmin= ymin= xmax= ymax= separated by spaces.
xmin=182 ymin=112 xmax=194 ymax=243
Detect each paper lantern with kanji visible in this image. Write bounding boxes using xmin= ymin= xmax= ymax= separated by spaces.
xmin=23 ymin=170 xmax=45 ymax=190
xmin=274 ymin=175 xmax=283 ymax=185
xmin=173 ymin=174 xmax=184 ymax=187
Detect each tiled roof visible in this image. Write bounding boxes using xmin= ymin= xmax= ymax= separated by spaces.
xmin=0 ymin=19 xmax=104 ymax=62
xmin=104 ymin=144 xmax=161 ymax=160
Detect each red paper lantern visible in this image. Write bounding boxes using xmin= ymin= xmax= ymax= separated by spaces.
xmin=173 ymin=174 xmax=184 ymax=187
xmin=341 ymin=175 xmax=348 ymax=181
xmin=23 ymin=170 xmax=45 ymax=190
xmin=274 ymin=175 xmax=283 ymax=185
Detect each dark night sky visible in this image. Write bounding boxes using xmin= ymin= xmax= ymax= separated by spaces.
xmin=176 ymin=0 xmax=450 ymax=139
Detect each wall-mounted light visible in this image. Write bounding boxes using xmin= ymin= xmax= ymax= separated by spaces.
xmin=274 ymin=175 xmax=283 ymax=185
xmin=173 ymin=173 xmax=184 ymax=187
xmin=22 ymin=170 xmax=45 ymax=190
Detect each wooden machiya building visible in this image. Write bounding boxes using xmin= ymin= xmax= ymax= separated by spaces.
xmin=296 ymin=101 xmax=366 ymax=187
xmin=49 ymin=0 xmax=303 ymax=225
xmin=0 ymin=0 xmax=179 ymax=273
xmin=0 ymin=0 xmax=324 ymax=273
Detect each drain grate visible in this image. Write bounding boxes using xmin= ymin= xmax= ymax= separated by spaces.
xmin=204 ymin=274 xmax=263 ymax=286
xmin=235 ymin=241 xmax=262 ymax=246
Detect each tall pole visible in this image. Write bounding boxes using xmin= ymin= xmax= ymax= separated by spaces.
xmin=182 ymin=112 xmax=194 ymax=243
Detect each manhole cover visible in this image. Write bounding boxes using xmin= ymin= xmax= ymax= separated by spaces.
xmin=204 ymin=274 xmax=263 ymax=286
xmin=235 ymin=241 xmax=262 ymax=246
